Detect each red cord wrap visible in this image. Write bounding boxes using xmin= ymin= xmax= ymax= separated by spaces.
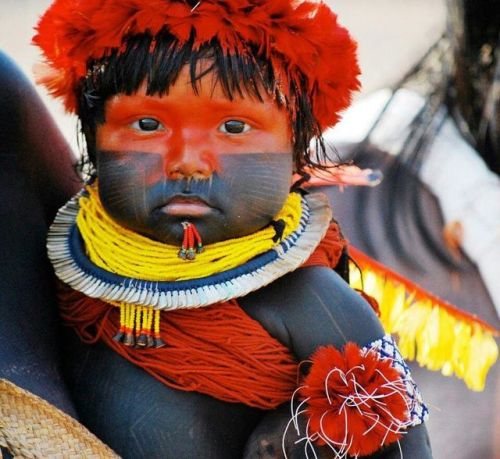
xmin=191 ymin=223 xmax=202 ymax=246
xmin=59 ymin=223 xmax=345 ymax=409
xmin=187 ymin=224 xmax=194 ymax=248
xmin=59 ymin=291 xmax=298 ymax=409
xmin=181 ymin=224 xmax=189 ymax=249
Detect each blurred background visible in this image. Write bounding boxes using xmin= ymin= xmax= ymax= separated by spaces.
xmin=1 ymin=1 xmax=498 ymax=458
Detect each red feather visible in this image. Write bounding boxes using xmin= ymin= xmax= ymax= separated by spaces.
xmin=33 ymin=0 xmax=360 ymax=128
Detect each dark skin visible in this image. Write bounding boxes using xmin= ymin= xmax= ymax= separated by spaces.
xmin=0 ymin=51 xmax=79 ymax=459
xmin=63 ymin=269 xmax=432 ymax=458
xmin=96 ymin=70 xmax=293 ymax=245
xmin=97 ymin=151 xmax=293 ymax=245
xmin=61 ymin=66 xmax=432 ymax=457
xmin=0 ymin=51 xmax=78 ymax=414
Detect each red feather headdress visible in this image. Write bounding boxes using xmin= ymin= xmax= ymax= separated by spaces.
xmin=33 ymin=0 xmax=360 ymax=129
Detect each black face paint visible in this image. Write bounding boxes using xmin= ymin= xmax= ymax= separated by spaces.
xmin=96 ymin=151 xmax=293 ymax=245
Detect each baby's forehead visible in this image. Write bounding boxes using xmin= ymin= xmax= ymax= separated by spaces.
xmin=158 ymin=61 xmax=274 ymax=102
xmin=107 ymin=65 xmax=281 ymax=113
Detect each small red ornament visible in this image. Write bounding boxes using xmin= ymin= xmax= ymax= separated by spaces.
xmin=178 ymin=222 xmax=204 ymax=260
xmin=299 ymin=342 xmax=410 ymax=457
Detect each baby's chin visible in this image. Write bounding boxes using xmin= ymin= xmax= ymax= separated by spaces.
xmin=123 ymin=218 xmax=216 ymax=246
xmin=141 ymin=218 xmax=270 ymax=246
xmin=110 ymin=205 xmax=276 ymax=246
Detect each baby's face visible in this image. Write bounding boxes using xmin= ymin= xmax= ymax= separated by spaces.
xmin=95 ymin=65 xmax=293 ymax=245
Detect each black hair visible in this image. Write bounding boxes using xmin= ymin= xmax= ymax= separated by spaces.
xmin=77 ymin=30 xmax=328 ymax=178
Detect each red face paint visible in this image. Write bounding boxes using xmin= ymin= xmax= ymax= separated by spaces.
xmin=96 ymin=65 xmax=294 ymax=244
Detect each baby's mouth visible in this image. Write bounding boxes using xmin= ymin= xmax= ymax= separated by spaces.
xmin=158 ymin=195 xmax=216 ymax=217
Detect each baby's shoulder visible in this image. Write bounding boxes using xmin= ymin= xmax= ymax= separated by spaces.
xmin=239 ymin=266 xmax=384 ymax=359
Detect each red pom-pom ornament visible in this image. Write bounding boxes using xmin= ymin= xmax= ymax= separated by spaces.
xmin=297 ymin=342 xmax=411 ymax=457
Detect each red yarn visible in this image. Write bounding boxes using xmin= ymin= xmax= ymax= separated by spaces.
xmin=33 ymin=0 xmax=360 ymax=128
xmin=57 ymin=223 xmax=345 ymax=408
xmin=59 ymin=288 xmax=298 ymax=409
xmin=300 ymin=343 xmax=410 ymax=457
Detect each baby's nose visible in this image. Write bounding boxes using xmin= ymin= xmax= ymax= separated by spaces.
xmin=164 ymin=130 xmax=219 ymax=180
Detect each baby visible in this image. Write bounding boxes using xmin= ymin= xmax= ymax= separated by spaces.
xmin=34 ymin=0 xmax=431 ymax=457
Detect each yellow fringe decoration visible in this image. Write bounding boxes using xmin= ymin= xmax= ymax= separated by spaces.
xmin=77 ymin=182 xmax=302 ymax=282
xmin=349 ymin=246 xmax=498 ymax=391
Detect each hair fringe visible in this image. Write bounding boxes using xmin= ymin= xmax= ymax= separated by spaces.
xmin=77 ymin=33 xmax=334 ymax=177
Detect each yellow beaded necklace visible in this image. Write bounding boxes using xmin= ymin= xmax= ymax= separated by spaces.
xmin=77 ymin=183 xmax=303 ymax=282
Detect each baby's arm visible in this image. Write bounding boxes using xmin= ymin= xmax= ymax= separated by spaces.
xmin=241 ymin=266 xmax=432 ymax=458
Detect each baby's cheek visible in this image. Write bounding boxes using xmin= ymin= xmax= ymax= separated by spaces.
xmin=218 ymin=152 xmax=293 ymax=229
xmin=96 ymin=150 xmax=163 ymax=224
xmin=97 ymin=150 xmax=165 ymax=187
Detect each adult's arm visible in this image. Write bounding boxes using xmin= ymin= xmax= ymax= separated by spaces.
xmin=0 ymin=51 xmax=78 ymax=416
xmin=0 ymin=51 xmax=80 ymax=221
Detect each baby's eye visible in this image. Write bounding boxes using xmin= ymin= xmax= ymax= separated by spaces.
xmin=131 ymin=118 xmax=164 ymax=132
xmin=219 ymin=120 xmax=251 ymax=134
